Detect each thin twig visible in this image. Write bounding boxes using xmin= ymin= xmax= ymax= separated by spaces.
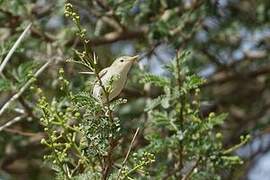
xmin=0 ymin=23 xmax=32 ymax=74
xmin=19 ymin=97 xmax=36 ymax=120
xmin=91 ymin=54 xmax=115 ymax=180
xmin=123 ymin=127 xmax=140 ymax=165
xmin=176 ymin=51 xmax=184 ymax=171
xmin=4 ymin=127 xmax=39 ymax=136
xmin=181 ymin=157 xmax=201 ymax=180
xmin=0 ymin=61 xmax=51 ymax=117
xmin=116 ymin=127 xmax=140 ymax=179
xmin=0 ymin=115 xmax=26 ymax=132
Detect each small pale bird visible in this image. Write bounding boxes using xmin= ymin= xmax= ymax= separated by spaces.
xmin=92 ymin=55 xmax=139 ymax=102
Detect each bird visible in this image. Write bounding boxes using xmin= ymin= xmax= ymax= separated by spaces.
xmin=92 ymin=55 xmax=139 ymax=103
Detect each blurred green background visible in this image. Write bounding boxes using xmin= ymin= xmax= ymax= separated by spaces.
xmin=0 ymin=0 xmax=270 ymax=179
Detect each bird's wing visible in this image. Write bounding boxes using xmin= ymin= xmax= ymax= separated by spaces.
xmin=99 ymin=68 xmax=109 ymax=78
xmin=93 ymin=67 xmax=109 ymax=85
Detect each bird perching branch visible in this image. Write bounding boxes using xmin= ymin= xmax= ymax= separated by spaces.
xmin=175 ymin=51 xmax=185 ymax=172
xmin=64 ymin=3 xmax=118 ymax=179
xmin=64 ymin=3 xmax=114 ymax=123
xmin=93 ymin=66 xmax=114 ymax=123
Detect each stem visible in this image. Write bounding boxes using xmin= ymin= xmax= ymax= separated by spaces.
xmin=223 ymin=136 xmax=250 ymax=154
xmin=122 ymin=128 xmax=140 ymax=165
xmin=71 ymin=16 xmax=116 ymax=179
xmin=92 ymin=66 xmax=116 ymax=179
xmin=117 ymin=128 xmax=140 ymax=179
xmin=94 ymin=68 xmax=114 ymax=122
xmin=92 ymin=63 xmax=116 ymax=180
xmin=181 ymin=157 xmax=201 ymax=180
xmin=175 ymin=51 xmax=184 ymax=172
xmin=0 ymin=23 xmax=32 ymax=74
xmin=47 ymin=130 xmax=71 ymax=179
xmin=0 ymin=61 xmax=51 ymax=117
xmin=0 ymin=115 xmax=26 ymax=132
xmin=122 ymin=159 xmax=152 ymax=179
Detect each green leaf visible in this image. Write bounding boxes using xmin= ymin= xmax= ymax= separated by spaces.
xmin=151 ymin=111 xmax=170 ymax=127
xmin=208 ymin=113 xmax=228 ymax=126
xmin=160 ymin=96 xmax=170 ymax=109
xmin=73 ymin=171 xmax=100 ymax=180
xmin=72 ymin=91 xmax=97 ymax=108
xmin=0 ymin=78 xmax=11 ymax=92
xmin=11 ymin=61 xmax=37 ymax=87
xmin=183 ymin=75 xmax=205 ymax=90
xmin=145 ymin=95 xmax=164 ymax=111
xmin=140 ymin=73 xmax=170 ymax=87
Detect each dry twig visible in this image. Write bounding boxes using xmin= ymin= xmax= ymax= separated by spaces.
xmin=117 ymin=127 xmax=140 ymax=179
xmin=0 ymin=23 xmax=32 ymax=74
xmin=0 ymin=61 xmax=51 ymax=117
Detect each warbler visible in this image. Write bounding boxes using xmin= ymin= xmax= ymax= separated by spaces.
xmin=92 ymin=55 xmax=139 ymax=102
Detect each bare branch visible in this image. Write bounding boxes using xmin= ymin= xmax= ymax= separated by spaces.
xmin=3 ymin=127 xmax=39 ymax=136
xmin=203 ymin=65 xmax=270 ymax=87
xmin=117 ymin=127 xmax=140 ymax=179
xmin=0 ymin=115 xmax=26 ymax=132
xmin=181 ymin=157 xmax=201 ymax=180
xmin=122 ymin=127 xmax=140 ymax=165
xmin=66 ymin=28 xmax=147 ymax=47
xmin=0 ymin=23 xmax=32 ymax=74
xmin=0 ymin=61 xmax=51 ymax=117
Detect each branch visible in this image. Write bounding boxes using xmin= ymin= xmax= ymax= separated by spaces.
xmin=0 ymin=61 xmax=51 ymax=117
xmin=31 ymin=26 xmax=55 ymax=42
xmin=181 ymin=157 xmax=201 ymax=180
xmin=3 ymin=127 xmax=40 ymax=137
xmin=66 ymin=28 xmax=147 ymax=47
xmin=117 ymin=128 xmax=140 ymax=179
xmin=100 ymin=16 xmax=124 ymax=32
xmin=203 ymin=65 xmax=270 ymax=87
xmin=0 ymin=23 xmax=32 ymax=74
xmin=89 ymin=28 xmax=146 ymax=45
xmin=176 ymin=51 xmax=185 ymax=171
xmin=122 ymin=128 xmax=140 ymax=165
xmin=94 ymin=0 xmax=124 ymax=30
xmin=90 ymin=55 xmax=116 ymax=180
xmin=0 ymin=115 xmax=26 ymax=132
xmin=200 ymin=48 xmax=225 ymax=67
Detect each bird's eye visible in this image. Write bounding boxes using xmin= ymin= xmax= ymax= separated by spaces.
xmin=120 ymin=59 xmax=124 ymax=62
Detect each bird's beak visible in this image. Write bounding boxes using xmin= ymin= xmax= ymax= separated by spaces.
xmin=129 ymin=55 xmax=139 ymax=63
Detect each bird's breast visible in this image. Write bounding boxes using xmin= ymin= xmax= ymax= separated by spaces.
xmin=108 ymin=73 xmax=127 ymax=100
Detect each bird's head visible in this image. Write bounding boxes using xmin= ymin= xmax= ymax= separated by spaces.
xmin=110 ymin=55 xmax=139 ymax=74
